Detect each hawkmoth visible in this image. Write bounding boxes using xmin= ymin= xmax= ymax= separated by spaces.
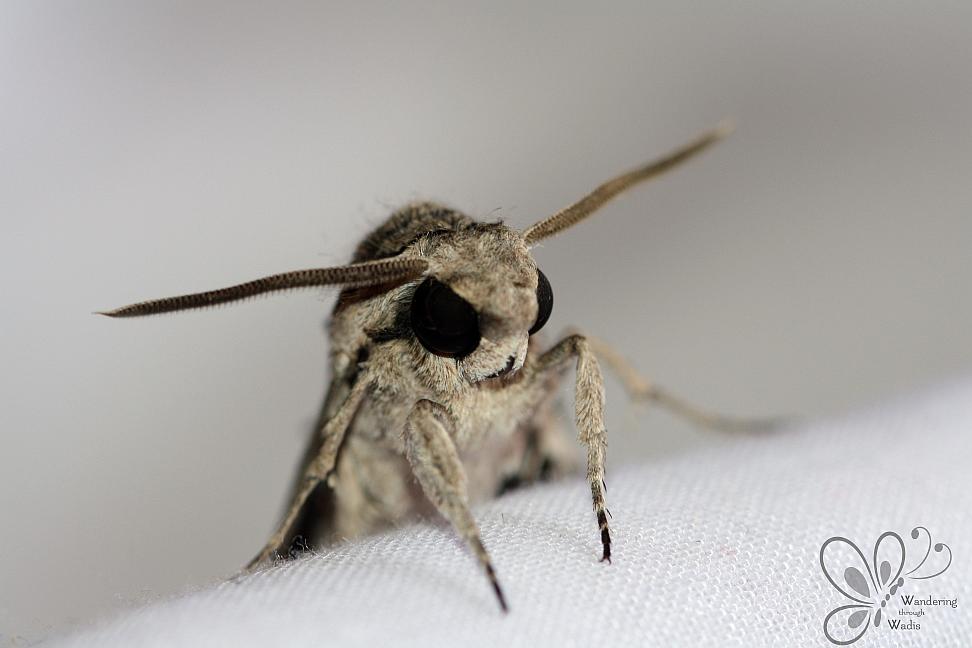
xmin=101 ymin=122 xmax=761 ymax=611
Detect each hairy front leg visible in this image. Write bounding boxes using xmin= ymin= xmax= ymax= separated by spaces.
xmin=244 ymin=371 xmax=372 ymax=570
xmin=527 ymin=334 xmax=612 ymax=563
xmin=403 ymin=399 xmax=508 ymax=611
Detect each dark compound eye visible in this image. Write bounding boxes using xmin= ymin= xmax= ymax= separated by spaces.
xmin=529 ymin=269 xmax=553 ymax=335
xmin=410 ymin=278 xmax=480 ymax=358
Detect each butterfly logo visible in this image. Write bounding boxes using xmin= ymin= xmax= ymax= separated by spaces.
xmin=819 ymin=526 xmax=952 ymax=645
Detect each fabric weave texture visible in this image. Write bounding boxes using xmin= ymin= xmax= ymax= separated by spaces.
xmin=51 ymin=378 xmax=972 ymax=647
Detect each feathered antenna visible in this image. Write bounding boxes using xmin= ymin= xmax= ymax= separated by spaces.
xmin=522 ymin=121 xmax=733 ymax=245
xmin=97 ymin=257 xmax=428 ymax=317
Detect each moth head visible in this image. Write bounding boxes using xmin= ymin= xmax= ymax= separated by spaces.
xmin=409 ymin=225 xmax=553 ymax=382
xmin=99 ymin=122 xmax=729 ymax=385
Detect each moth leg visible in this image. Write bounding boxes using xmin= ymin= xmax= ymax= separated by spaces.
xmin=497 ymin=391 xmax=575 ymax=496
xmin=528 ymin=334 xmax=612 ymax=563
xmin=576 ymin=331 xmax=782 ymax=433
xmin=403 ymin=399 xmax=508 ymax=612
xmin=244 ymin=370 xmax=372 ymax=571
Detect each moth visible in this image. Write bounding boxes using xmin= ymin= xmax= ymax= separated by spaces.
xmin=101 ymin=122 xmax=760 ymax=611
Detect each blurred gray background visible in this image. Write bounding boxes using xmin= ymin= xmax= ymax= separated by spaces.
xmin=2 ymin=1 xmax=970 ymax=639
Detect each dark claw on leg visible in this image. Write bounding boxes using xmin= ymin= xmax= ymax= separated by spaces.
xmin=598 ymin=510 xmax=612 ymax=563
xmin=485 ymin=562 xmax=509 ymax=612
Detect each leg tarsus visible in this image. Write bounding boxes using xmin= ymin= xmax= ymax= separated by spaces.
xmin=475 ymin=537 xmax=509 ymax=613
xmin=403 ymin=399 xmax=509 ymax=612
xmin=490 ymin=571 xmax=509 ymax=613
xmin=244 ymin=476 xmax=319 ymax=571
xmin=638 ymin=384 xmax=787 ymax=433
xmin=243 ymin=372 xmax=371 ymax=573
xmin=531 ymin=334 xmax=613 ymax=566
xmin=598 ymin=509 xmax=612 ymax=563
xmin=576 ymin=331 xmax=785 ymax=433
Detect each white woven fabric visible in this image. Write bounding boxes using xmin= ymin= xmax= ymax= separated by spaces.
xmin=50 ymin=379 xmax=972 ymax=647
